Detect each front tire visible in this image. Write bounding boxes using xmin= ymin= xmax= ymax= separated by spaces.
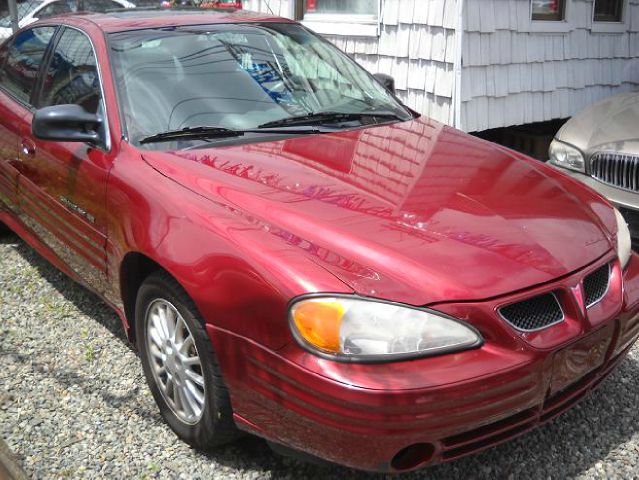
xmin=136 ymin=271 xmax=239 ymax=450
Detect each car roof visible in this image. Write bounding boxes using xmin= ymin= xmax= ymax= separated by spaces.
xmin=59 ymin=8 xmax=294 ymax=33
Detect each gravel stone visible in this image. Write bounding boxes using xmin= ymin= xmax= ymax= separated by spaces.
xmin=1 ymin=232 xmax=639 ymax=479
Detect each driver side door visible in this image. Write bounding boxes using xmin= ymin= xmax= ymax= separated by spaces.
xmin=17 ymin=26 xmax=111 ymax=293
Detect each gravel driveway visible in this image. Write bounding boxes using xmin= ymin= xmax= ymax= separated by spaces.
xmin=1 ymin=232 xmax=639 ymax=480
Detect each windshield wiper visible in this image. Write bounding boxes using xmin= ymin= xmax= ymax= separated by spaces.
xmin=140 ymin=126 xmax=242 ymax=144
xmin=257 ymin=111 xmax=405 ymax=129
xmin=140 ymin=125 xmax=325 ymax=144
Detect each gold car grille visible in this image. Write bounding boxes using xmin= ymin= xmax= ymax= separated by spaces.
xmin=591 ymin=152 xmax=639 ymax=192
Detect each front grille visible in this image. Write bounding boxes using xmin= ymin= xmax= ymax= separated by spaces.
xmin=499 ymin=293 xmax=564 ymax=331
xmin=591 ymin=152 xmax=639 ymax=191
xmin=583 ymin=263 xmax=610 ymax=308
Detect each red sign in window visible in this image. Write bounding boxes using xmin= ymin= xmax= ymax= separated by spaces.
xmin=531 ymin=0 xmax=565 ymax=20
xmin=307 ymin=0 xmax=316 ymax=12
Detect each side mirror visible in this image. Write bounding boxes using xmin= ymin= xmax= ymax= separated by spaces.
xmin=373 ymin=73 xmax=396 ymax=94
xmin=32 ymin=104 xmax=103 ymax=145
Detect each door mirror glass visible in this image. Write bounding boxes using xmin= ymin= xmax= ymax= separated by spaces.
xmin=32 ymin=104 xmax=103 ymax=144
xmin=373 ymin=73 xmax=395 ymax=94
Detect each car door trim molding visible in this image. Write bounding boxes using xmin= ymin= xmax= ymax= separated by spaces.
xmin=19 ymin=184 xmax=103 ymax=252
xmin=19 ymin=191 xmax=105 ymax=269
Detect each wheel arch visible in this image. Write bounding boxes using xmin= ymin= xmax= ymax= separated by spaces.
xmin=119 ymin=251 xmax=172 ymax=343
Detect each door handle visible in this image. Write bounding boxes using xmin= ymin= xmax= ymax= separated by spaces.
xmin=21 ymin=139 xmax=36 ymax=158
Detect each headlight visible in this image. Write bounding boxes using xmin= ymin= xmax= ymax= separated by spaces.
xmin=614 ymin=208 xmax=632 ymax=269
xmin=289 ymin=296 xmax=482 ymax=362
xmin=549 ymin=139 xmax=585 ymax=172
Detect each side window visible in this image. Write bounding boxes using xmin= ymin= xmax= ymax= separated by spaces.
xmin=593 ymin=0 xmax=624 ymax=22
xmin=531 ymin=0 xmax=566 ymax=21
xmin=39 ymin=28 xmax=101 ymax=114
xmin=0 ymin=27 xmax=55 ymax=104
xmin=38 ymin=1 xmax=74 ymax=19
xmin=82 ymin=0 xmax=123 ymax=13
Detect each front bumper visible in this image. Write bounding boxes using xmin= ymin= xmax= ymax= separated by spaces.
xmin=209 ymin=253 xmax=639 ymax=473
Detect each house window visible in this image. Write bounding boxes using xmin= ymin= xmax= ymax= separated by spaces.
xmin=304 ymin=0 xmax=378 ymax=21
xmin=593 ymin=0 xmax=624 ymax=22
xmin=531 ymin=0 xmax=566 ymax=21
xmin=300 ymin=0 xmax=381 ymax=37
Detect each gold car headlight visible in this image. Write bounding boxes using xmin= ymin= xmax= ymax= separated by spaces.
xmin=549 ymin=139 xmax=585 ymax=173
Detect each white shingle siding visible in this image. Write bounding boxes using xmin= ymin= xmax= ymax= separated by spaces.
xmin=462 ymin=0 xmax=639 ymax=131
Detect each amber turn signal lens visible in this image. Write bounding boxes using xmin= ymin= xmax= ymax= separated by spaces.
xmin=291 ymin=300 xmax=345 ymax=353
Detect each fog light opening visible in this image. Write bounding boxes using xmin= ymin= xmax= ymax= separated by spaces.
xmin=390 ymin=443 xmax=435 ymax=471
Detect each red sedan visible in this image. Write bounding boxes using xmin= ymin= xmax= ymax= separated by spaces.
xmin=0 ymin=9 xmax=637 ymax=473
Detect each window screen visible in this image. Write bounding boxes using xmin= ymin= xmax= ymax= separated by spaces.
xmin=531 ymin=0 xmax=566 ymax=21
xmin=38 ymin=1 xmax=74 ymax=19
xmin=304 ymin=0 xmax=378 ymax=19
xmin=594 ymin=0 xmax=624 ymax=22
xmin=81 ymin=0 xmax=123 ymax=13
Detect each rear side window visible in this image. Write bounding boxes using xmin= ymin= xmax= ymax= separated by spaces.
xmin=81 ymin=0 xmax=123 ymax=12
xmin=38 ymin=1 xmax=74 ymax=19
xmin=37 ymin=0 xmax=122 ymax=19
xmin=39 ymin=27 xmax=102 ymax=114
xmin=0 ymin=27 xmax=55 ymax=104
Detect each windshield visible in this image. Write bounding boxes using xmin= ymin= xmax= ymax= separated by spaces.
xmin=0 ymin=2 xmax=36 ymax=27
xmin=108 ymin=23 xmax=413 ymax=147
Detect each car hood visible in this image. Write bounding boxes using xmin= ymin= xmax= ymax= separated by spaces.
xmin=142 ymin=117 xmax=616 ymax=306
xmin=557 ymin=91 xmax=639 ymax=153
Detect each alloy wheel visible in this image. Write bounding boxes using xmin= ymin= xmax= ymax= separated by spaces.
xmin=145 ymin=299 xmax=206 ymax=424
